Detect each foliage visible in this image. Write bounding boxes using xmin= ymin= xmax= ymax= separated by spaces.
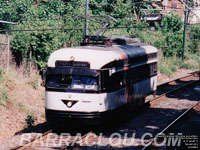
xmin=156 ymin=13 xmax=183 ymax=33
xmin=8 ymin=0 xmax=85 ymax=69
xmin=164 ymin=31 xmax=183 ymax=57
xmin=173 ymin=58 xmax=194 ymax=70
xmin=25 ymin=110 xmax=37 ymax=128
xmin=0 ymin=0 xmax=34 ymax=29
xmin=0 ymin=0 xmax=199 ymax=71
xmin=128 ymin=13 xmax=183 ymax=57
xmin=11 ymin=23 xmax=63 ymax=68
xmin=131 ymin=0 xmax=155 ymax=20
xmin=89 ymin=0 xmax=154 ymax=27
xmin=189 ymin=24 xmax=200 ymax=53
xmin=154 ymin=13 xmax=183 ymax=57
xmin=158 ymin=56 xmax=198 ymax=76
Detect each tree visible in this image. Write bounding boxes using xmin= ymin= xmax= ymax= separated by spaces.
xmin=0 ymin=0 xmax=33 ymax=29
xmin=9 ymin=0 xmax=85 ymax=69
xmin=189 ymin=24 xmax=200 ymax=53
xmin=155 ymin=13 xmax=183 ymax=57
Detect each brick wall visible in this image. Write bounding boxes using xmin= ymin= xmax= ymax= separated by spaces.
xmin=168 ymin=0 xmax=184 ymax=18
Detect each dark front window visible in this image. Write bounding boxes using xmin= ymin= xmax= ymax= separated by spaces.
xmin=46 ymin=74 xmax=98 ymax=91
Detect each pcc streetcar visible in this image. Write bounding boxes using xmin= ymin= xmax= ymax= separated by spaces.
xmin=45 ymin=36 xmax=158 ymax=123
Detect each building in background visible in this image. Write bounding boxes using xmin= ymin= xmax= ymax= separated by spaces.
xmin=188 ymin=0 xmax=200 ymax=24
xmin=151 ymin=0 xmax=200 ymax=24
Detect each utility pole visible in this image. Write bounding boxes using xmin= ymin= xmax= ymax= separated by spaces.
xmin=180 ymin=0 xmax=200 ymax=62
xmin=182 ymin=8 xmax=188 ymax=61
xmin=85 ymin=0 xmax=89 ymax=36
xmin=0 ymin=20 xmax=16 ymax=73
xmin=6 ymin=32 xmax=10 ymax=73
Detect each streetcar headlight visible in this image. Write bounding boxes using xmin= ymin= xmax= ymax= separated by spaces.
xmin=67 ymin=101 xmax=73 ymax=107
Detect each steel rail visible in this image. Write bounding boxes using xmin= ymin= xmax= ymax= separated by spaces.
xmin=148 ymin=72 xmax=199 ymax=104
xmin=13 ymin=129 xmax=93 ymax=150
xmin=150 ymin=80 xmax=199 ymax=104
xmin=157 ymin=72 xmax=199 ymax=87
xmin=12 ymin=72 xmax=199 ymax=150
xmin=13 ymin=129 xmax=53 ymax=150
xmin=63 ymin=131 xmax=94 ymax=150
xmin=141 ymin=72 xmax=200 ymax=150
xmin=142 ymin=101 xmax=200 ymax=150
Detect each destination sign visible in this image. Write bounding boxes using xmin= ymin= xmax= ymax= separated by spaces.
xmin=55 ymin=61 xmax=90 ymax=68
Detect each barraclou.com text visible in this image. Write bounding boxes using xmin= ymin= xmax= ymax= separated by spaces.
xmin=19 ymin=132 xmax=197 ymax=147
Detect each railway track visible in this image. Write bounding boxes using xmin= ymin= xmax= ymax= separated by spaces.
xmin=142 ymin=102 xmax=200 ymax=150
xmin=146 ymin=72 xmax=199 ymax=104
xmin=13 ymin=130 xmax=95 ymax=150
xmin=12 ymin=72 xmax=199 ymax=150
xmin=141 ymin=72 xmax=200 ymax=149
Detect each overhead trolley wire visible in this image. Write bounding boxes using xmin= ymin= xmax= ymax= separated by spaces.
xmin=0 ymin=25 xmax=161 ymax=33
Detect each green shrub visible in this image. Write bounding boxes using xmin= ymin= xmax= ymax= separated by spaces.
xmin=189 ymin=24 xmax=200 ymax=53
xmin=25 ymin=110 xmax=37 ymax=128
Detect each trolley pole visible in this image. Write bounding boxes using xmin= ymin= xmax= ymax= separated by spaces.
xmin=85 ymin=0 xmax=89 ymax=36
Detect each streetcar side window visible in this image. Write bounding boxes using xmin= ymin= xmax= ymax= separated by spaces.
xmin=101 ymin=71 xmax=125 ymax=91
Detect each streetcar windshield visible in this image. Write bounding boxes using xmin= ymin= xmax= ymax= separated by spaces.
xmin=46 ymin=74 xmax=98 ymax=91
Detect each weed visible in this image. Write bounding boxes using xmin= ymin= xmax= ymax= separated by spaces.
xmin=173 ymin=59 xmax=183 ymax=67
xmin=180 ymin=63 xmax=193 ymax=69
xmin=18 ymin=103 xmax=26 ymax=112
xmin=41 ymin=113 xmax=45 ymax=119
xmin=0 ymin=88 xmax=8 ymax=107
xmin=27 ymin=75 xmax=39 ymax=90
xmin=170 ymin=65 xmax=177 ymax=72
xmin=0 ymin=67 xmax=5 ymax=81
xmin=25 ymin=110 xmax=37 ymax=128
xmin=3 ymin=76 xmax=16 ymax=91
xmin=159 ymin=57 xmax=197 ymax=75
xmin=42 ymin=94 xmax=45 ymax=101
xmin=158 ymin=63 xmax=172 ymax=76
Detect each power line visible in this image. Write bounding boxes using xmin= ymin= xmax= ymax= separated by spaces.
xmin=0 ymin=28 xmax=83 ymax=32
xmin=0 ymin=25 xmax=164 ymax=33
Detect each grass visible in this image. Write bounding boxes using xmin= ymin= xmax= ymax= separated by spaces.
xmin=18 ymin=103 xmax=26 ymax=112
xmin=0 ymin=63 xmax=45 ymax=140
xmin=0 ymin=67 xmax=5 ymax=81
xmin=27 ymin=74 xmax=39 ymax=90
xmin=158 ymin=55 xmax=199 ymax=76
xmin=41 ymin=113 xmax=45 ymax=119
xmin=0 ymin=81 xmax=9 ymax=107
xmin=158 ymin=63 xmax=172 ymax=76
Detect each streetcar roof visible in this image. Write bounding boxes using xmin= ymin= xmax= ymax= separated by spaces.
xmin=47 ymin=43 xmax=157 ymax=69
